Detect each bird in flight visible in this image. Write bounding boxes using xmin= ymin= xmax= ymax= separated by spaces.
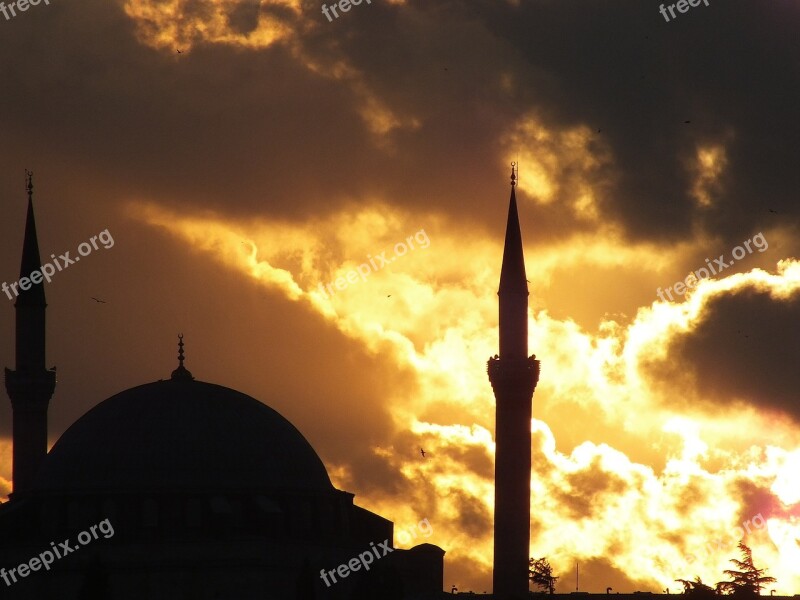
xmin=769 ymin=209 xmax=778 ymax=214
xmin=420 ymin=448 xmax=427 ymax=458
xmin=176 ymin=49 xmax=184 ymax=54
xmin=91 ymin=297 xmax=106 ymax=304
xmin=684 ymin=120 xmax=691 ymax=124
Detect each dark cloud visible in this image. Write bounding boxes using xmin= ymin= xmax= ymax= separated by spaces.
xmin=227 ymin=0 xmax=262 ymax=34
xmin=732 ymin=479 xmax=799 ymax=524
xmin=552 ymin=456 xmax=630 ymax=520
xmin=647 ymin=285 xmax=800 ymax=420
xmin=438 ymin=440 xmax=494 ymax=482
xmin=671 ymin=478 xmax=716 ymax=519
xmin=0 ymin=0 xmax=797 ymax=252
xmin=446 ymin=488 xmax=492 ymax=540
xmin=342 ymin=449 xmax=411 ymax=499
xmin=472 ymin=0 xmax=800 ymax=245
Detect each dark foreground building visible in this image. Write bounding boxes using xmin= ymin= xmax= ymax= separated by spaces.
xmin=0 ymin=175 xmax=444 ymax=599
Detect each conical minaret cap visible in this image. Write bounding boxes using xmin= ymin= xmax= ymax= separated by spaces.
xmin=17 ymin=170 xmax=46 ymax=307
xmin=498 ymin=163 xmax=528 ymax=296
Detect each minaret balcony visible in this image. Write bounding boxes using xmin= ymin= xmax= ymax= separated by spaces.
xmin=486 ymin=355 xmax=540 ymax=395
xmin=5 ymin=367 xmax=56 ymax=407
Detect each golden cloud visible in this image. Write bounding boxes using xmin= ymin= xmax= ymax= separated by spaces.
xmin=127 ymin=198 xmax=800 ymax=592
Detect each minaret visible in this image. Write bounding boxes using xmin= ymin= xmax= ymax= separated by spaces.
xmin=487 ymin=163 xmax=540 ymax=599
xmin=5 ymin=171 xmax=56 ymax=495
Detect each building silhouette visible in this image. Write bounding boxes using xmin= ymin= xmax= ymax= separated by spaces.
xmin=487 ymin=164 xmax=539 ymax=599
xmin=0 ymin=174 xmax=444 ymax=599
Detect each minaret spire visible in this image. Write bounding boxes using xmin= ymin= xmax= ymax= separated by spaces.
xmin=488 ymin=163 xmax=540 ymax=599
xmin=498 ymin=162 xmax=529 ymax=358
xmin=18 ymin=170 xmax=46 ymax=313
xmin=5 ymin=171 xmax=57 ymax=496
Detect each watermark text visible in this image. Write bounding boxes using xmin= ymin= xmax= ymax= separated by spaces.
xmin=3 ymin=228 xmax=114 ymax=301
xmin=322 ymin=0 xmax=371 ymax=23
xmin=1 ymin=518 xmax=114 ymax=587
xmin=1 ymin=0 xmax=51 ymax=23
xmin=318 ymin=228 xmax=430 ymax=298
xmin=659 ymin=0 xmax=710 ymax=23
xmin=656 ymin=232 xmax=767 ymax=302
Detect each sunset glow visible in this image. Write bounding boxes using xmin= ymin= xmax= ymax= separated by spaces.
xmin=1 ymin=0 xmax=798 ymax=595
xmin=124 ymin=198 xmax=800 ymax=593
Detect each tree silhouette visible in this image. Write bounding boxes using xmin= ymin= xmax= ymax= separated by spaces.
xmin=529 ymin=557 xmax=558 ymax=594
xmin=715 ymin=542 xmax=776 ymax=597
xmin=675 ymin=576 xmax=716 ymax=599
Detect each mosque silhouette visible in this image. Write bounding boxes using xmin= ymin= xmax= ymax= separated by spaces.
xmin=0 ymin=169 xmax=536 ymax=599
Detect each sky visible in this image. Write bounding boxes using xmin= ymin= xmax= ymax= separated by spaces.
xmin=1 ymin=0 xmax=799 ymax=594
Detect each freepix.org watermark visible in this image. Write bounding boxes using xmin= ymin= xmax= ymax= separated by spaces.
xmin=685 ymin=513 xmax=766 ymax=564
xmin=319 ymin=518 xmax=433 ymax=588
xmin=321 ymin=0 xmax=371 ymax=23
xmin=317 ymin=229 xmax=430 ymax=298
xmin=1 ymin=0 xmax=51 ymax=23
xmin=2 ymin=229 xmax=114 ymax=301
xmin=319 ymin=538 xmax=394 ymax=588
xmin=656 ymin=232 xmax=767 ymax=302
xmin=395 ymin=517 xmax=433 ymax=546
xmin=1 ymin=518 xmax=115 ymax=587
xmin=658 ymin=0 xmax=710 ymax=23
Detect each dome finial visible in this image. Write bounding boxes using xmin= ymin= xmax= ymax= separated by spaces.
xmin=171 ymin=333 xmax=194 ymax=381
xmin=510 ymin=162 xmax=517 ymax=188
xmin=178 ymin=333 xmax=186 ymax=366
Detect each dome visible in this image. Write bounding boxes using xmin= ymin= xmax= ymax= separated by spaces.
xmin=33 ymin=378 xmax=333 ymax=494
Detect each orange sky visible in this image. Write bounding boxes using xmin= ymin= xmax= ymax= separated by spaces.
xmin=1 ymin=0 xmax=799 ymax=594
